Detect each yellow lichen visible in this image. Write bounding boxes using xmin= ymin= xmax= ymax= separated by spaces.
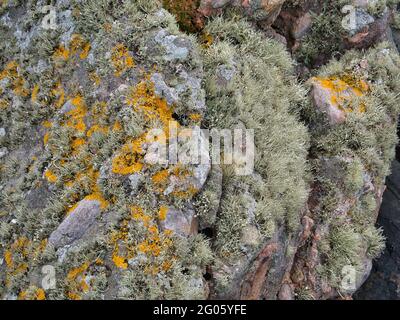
xmin=312 ymin=75 xmax=370 ymax=113
xmin=65 ymin=95 xmax=87 ymax=132
xmin=111 ymin=44 xmax=135 ymax=77
xmin=31 ymin=84 xmax=40 ymax=103
xmin=112 ymin=137 xmax=145 ymax=175
xmin=158 ymin=206 xmax=169 ymax=221
xmin=112 ymin=255 xmax=128 ymax=269
xmin=44 ymin=169 xmax=58 ymax=183
xmin=53 ymin=45 xmax=70 ymax=61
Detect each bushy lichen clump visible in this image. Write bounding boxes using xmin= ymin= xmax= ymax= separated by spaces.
xmin=301 ymin=44 xmax=400 ymax=292
xmin=0 ymin=0 xmax=211 ymax=300
xmin=199 ymin=14 xmax=310 ymax=293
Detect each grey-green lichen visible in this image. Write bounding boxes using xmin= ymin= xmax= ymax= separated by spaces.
xmin=199 ymin=13 xmax=310 ymax=293
xmin=300 ymin=43 xmax=400 ymax=293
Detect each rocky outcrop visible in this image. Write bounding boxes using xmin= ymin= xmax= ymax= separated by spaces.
xmin=355 ymin=160 xmax=400 ymax=300
xmin=0 ymin=0 xmax=399 ymax=301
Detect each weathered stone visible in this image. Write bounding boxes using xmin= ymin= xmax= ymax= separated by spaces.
xmin=48 ymin=200 xmax=102 ymax=249
xmin=160 ymin=206 xmax=198 ymax=237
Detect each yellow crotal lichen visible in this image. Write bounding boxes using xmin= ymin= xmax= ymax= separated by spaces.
xmin=112 ymin=136 xmax=145 ymax=175
xmin=66 ymin=169 xmax=109 ymax=214
xmin=110 ymin=205 xmax=175 ymax=271
xmin=312 ymin=75 xmax=370 ymax=113
xmin=111 ymin=44 xmax=135 ymax=77
xmin=31 ymin=84 xmax=40 ymax=103
xmin=65 ymin=95 xmax=87 ymax=132
xmin=53 ymin=34 xmax=91 ymax=62
xmin=158 ymin=206 xmax=169 ymax=221
xmin=125 ymin=79 xmax=175 ymax=128
xmin=4 ymin=238 xmax=47 ymax=290
xmin=51 ymin=82 xmax=65 ymax=108
xmin=44 ymin=169 xmax=58 ymax=183
xmin=66 ymin=262 xmax=91 ymax=300
xmin=0 ymin=61 xmax=29 ymax=97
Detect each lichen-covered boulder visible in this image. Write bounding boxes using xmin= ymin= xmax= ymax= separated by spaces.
xmin=0 ymin=0 xmax=212 ymax=300
xmin=287 ymin=45 xmax=400 ymax=300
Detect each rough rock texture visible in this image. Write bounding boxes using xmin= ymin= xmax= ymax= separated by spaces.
xmin=355 ymin=160 xmax=400 ymax=299
xmin=1 ymin=0 xmax=400 ymax=300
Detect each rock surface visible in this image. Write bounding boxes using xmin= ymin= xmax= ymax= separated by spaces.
xmin=0 ymin=0 xmax=399 ymax=300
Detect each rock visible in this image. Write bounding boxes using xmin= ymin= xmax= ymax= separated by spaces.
xmin=48 ymin=199 xmax=102 ymax=249
xmin=0 ymin=147 xmax=8 ymax=158
xmin=278 ymin=283 xmax=294 ymax=300
xmin=153 ymin=29 xmax=191 ymax=62
xmin=310 ymin=78 xmax=347 ymax=125
xmin=344 ymin=9 xmax=391 ymax=49
xmin=160 ymin=206 xmax=198 ymax=237
xmin=290 ymin=12 xmax=312 ymax=40
xmin=198 ymin=0 xmax=286 ymax=24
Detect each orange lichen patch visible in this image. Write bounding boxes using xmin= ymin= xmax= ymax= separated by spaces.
xmin=42 ymin=120 xmax=53 ymax=128
xmin=66 ymin=262 xmax=92 ymax=300
xmin=126 ymin=79 xmax=174 ymax=128
xmin=18 ymin=287 xmax=46 ymax=300
xmin=66 ymin=201 xmax=80 ymax=215
xmin=110 ymin=206 xmax=176 ymax=273
xmin=51 ymin=82 xmax=65 ymax=108
xmin=43 ymin=132 xmax=50 ymax=145
xmin=31 ymin=84 xmax=40 ymax=103
xmin=189 ymin=113 xmax=203 ymax=122
xmin=112 ymin=120 xmax=122 ymax=132
xmin=67 ymin=292 xmax=82 ymax=300
xmin=71 ymin=137 xmax=85 ymax=153
xmin=66 ymin=169 xmax=109 ymax=213
xmin=312 ymin=75 xmax=370 ymax=113
xmin=201 ymin=32 xmax=213 ymax=48
xmin=53 ymin=34 xmax=91 ymax=62
xmin=171 ymin=185 xmax=199 ymax=199
xmin=152 ymin=169 xmax=169 ymax=184
xmin=4 ymin=249 xmax=13 ymax=267
xmin=131 ymin=206 xmax=152 ymax=227
xmin=112 ymin=137 xmax=145 ymax=175
xmin=70 ymin=34 xmax=91 ymax=60
xmin=0 ymin=98 xmax=9 ymax=109
xmin=112 ymin=255 xmax=128 ymax=269
xmin=80 ymin=42 xmax=91 ymax=60
xmin=0 ymin=61 xmax=29 ymax=97
xmin=36 ymin=288 xmax=46 ymax=300
xmin=87 ymin=124 xmax=109 ymax=137
xmin=111 ymin=44 xmax=135 ymax=77
xmin=65 ymin=95 xmax=87 ymax=132
xmin=67 ymin=262 xmax=89 ymax=281
xmin=158 ymin=206 xmax=169 ymax=221
xmin=53 ymin=44 xmax=70 ymax=61
xmin=44 ymin=169 xmax=58 ymax=183
xmin=18 ymin=290 xmax=27 ymax=300
xmin=84 ymin=189 xmax=109 ymax=210
xmin=4 ymin=237 xmax=47 ymax=289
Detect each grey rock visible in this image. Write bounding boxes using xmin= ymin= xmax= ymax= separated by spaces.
xmin=154 ymin=29 xmax=190 ymax=62
xmin=48 ymin=199 xmax=102 ymax=249
xmin=160 ymin=206 xmax=197 ymax=237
